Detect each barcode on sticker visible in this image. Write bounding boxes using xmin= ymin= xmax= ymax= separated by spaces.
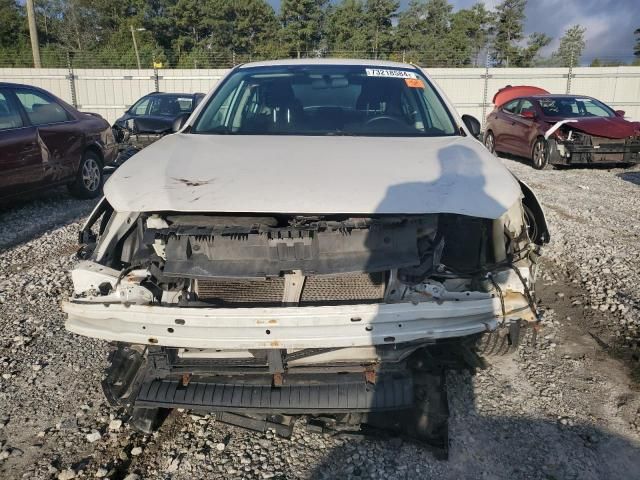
xmin=365 ymin=68 xmax=418 ymax=79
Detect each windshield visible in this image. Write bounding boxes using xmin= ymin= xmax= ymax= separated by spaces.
xmin=130 ymin=95 xmax=194 ymax=117
xmin=537 ymin=96 xmax=615 ymax=118
xmin=192 ymin=65 xmax=457 ymax=136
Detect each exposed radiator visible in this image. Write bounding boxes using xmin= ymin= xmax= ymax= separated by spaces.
xmin=195 ymin=277 xmax=285 ymax=306
xmin=195 ymin=272 xmax=386 ymax=307
xmin=299 ymin=273 xmax=385 ymax=305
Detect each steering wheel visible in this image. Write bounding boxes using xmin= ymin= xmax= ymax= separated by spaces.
xmin=365 ymin=115 xmax=405 ymax=126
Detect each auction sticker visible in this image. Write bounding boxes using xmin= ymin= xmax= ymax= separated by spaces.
xmin=365 ymin=68 xmax=418 ymax=79
xmin=405 ymin=78 xmax=425 ymax=88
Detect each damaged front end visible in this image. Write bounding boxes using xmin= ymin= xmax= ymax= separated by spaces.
xmin=546 ymin=121 xmax=640 ymax=165
xmin=63 ymin=197 xmax=545 ymax=442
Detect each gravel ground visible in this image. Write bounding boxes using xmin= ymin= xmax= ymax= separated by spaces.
xmin=0 ymin=187 xmax=94 ymax=252
xmin=1 ymin=157 xmax=640 ymax=479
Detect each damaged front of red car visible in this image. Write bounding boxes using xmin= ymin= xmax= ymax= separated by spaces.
xmin=538 ymin=96 xmax=640 ymax=166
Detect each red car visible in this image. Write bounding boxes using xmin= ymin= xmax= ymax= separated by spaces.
xmin=483 ymin=86 xmax=640 ymax=169
xmin=0 ymin=82 xmax=117 ymax=201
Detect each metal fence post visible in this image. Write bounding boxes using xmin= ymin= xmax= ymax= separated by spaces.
xmin=66 ymin=52 xmax=77 ymax=108
xmin=566 ymin=48 xmax=574 ymax=94
xmin=481 ymin=52 xmax=490 ymax=129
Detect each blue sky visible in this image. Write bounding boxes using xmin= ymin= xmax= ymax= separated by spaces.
xmin=267 ymin=0 xmax=639 ymax=63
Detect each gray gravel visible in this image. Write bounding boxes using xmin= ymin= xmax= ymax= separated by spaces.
xmin=0 ymin=187 xmax=94 ymax=252
xmin=1 ymin=158 xmax=640 ymax=479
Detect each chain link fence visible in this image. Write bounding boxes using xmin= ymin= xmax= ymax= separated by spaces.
xmin=2 ymin=51 xmax=639 ymax=124
xmin=0 ymin=49 xmax=512 ymax=69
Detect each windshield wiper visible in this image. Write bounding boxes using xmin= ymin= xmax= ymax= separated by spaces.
xmin=203 ymin=126 xmax=234 ymax=134
xmin=324 ymin=130 xmax=356 ymax=136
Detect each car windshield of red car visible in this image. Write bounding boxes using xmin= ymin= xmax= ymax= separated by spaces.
xmin=537 ymin=97 xmax=614 ymax=118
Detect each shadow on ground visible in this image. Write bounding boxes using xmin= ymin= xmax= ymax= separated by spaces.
xmin=0 ymin=187 xmax=96 ymax=252
xmin=308 ymin=376 xmax=640 ymax=480
xmin=617 ymin=171 xmax=640 ymax=186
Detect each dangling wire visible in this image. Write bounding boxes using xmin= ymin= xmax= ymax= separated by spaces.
xmin=510 ymin=264 xmax=541 ymax=322
xmin=487 ymin=272 xmax=506 ymax=324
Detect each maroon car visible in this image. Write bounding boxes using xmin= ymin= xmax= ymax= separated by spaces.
xmin=0 ymin=82 xmax=117 ymax=201
xmin=483 ymin=86 xmax=640 ymax=169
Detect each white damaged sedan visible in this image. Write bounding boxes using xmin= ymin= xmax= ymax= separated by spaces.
xmin=63 ymin=59 xmax=548 ymax=442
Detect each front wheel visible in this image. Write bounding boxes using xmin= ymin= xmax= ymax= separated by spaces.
xmin=484 ymin=130 xmax=496 ymax=155
xmin=68 ymin=150 xmax=103 ymax=199
xmin=476 ymin=321 xmax=523 ymax=356
xmin=531 ymin=138 xmax=550 ymax=170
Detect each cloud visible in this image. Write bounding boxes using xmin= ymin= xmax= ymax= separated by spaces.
xmin=446 ymin=0 xmax=636 ymax=63
xmin=520 ymin=0 xmax=637 ymax=63
xmin=269 ymin=0 xmax=639 ymax=64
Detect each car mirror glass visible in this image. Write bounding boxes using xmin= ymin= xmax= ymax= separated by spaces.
xmin=461 ymin=114 xmax=481 ymax=138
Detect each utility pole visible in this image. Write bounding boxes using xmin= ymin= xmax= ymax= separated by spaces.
xmin=130 ymin=25 xmax=143 ymax=70
xmin=26 ymin=0 xmax=41 ymax=68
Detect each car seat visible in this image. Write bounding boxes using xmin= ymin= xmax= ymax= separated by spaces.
xmin=356 ymin=78 xmax=406 ymax=121
xmin=557 ymin=101 xmax=574 ymax=116
xmin=262 ymin=80 xmax=303 ymax=131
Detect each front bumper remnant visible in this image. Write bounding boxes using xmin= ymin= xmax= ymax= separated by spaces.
xmin=550 ymin=137 xmax=640 ymax=164
xmin=63 ymin=300 xmax=508 ymax=350
xmin=136 ymin=374 xmax=414 ymax=413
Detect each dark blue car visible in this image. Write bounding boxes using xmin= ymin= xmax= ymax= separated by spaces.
xmin=113 ymin=92 xmax=205 ymax=141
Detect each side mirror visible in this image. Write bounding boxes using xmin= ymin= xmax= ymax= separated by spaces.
xmin=521 ymin=110 xmax=536 ymax=119
xmin=172 ymin=113 xmax=190 ymax=133
xmin=461 ymin=114 xmax=481 ymax=139
xmin=615 ymin=110 xmax=626 ymax=117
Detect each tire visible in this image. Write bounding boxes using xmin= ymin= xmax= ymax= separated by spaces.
xmin=523 ymin=204 xmax=539 ymax=243
xmin=68 ymin=150 xmax=103 ymax=199
xmin=475 ymin=321 xmax=522 ymax=356
xmin=115 ymin=146 xmax=140 ymax=165
xmin=531 ymin=137 xmax=550 ymax=170
xmin=484 ymin=130 xmax=496 ymax=155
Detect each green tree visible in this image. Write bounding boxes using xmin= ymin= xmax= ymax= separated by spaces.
xmin=170 ymin=0 xmax=209 ymax=54
xmin=397 ymin=0 xmax=492 ymax=67
xmin=280 ymin=0 xmax=329 ymax=58
xmin=365 ymin=0 xmax=399 ymax=58
xmin=420 ymin=0 xmax=453 ymax=65
xmin=326 ymin=0 xmax=369 ymax=54
xmin=450 ymin=3 xmax=493 ymax=66
xmin=492 ymin=0 xmax=526 ymax=67
xmin=552 ymin=24 xmax=586 ymax=66
xmin=229 ymin=0 xmax=279 ymax=56
xmin=515 ymin=32 xmax=551 ymax=67
xmin=395 ymin=0 xmax=430 ymax=54
xmin=0 ymin=0 xmax=26 ymax=47
xmin=0 ymin=0 xmax=30 ymax=66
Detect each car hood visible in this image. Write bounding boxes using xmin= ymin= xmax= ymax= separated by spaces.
xmin=544 ymin=116 xmax=640 ymax=139
xmin=104 ymin=134 xmax=522 ymax=219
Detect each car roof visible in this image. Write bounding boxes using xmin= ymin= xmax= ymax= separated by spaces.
xmin=0 ymin=82 xmax=48 ymax=90
xmin=147 ymin=92 xmax=203 ymax=97
xmin=238 ymin=58 xmax=418 ymax=70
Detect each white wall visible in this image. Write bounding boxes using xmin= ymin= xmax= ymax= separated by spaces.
xmin=1 ymin=66 xmax=639 ymax=124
